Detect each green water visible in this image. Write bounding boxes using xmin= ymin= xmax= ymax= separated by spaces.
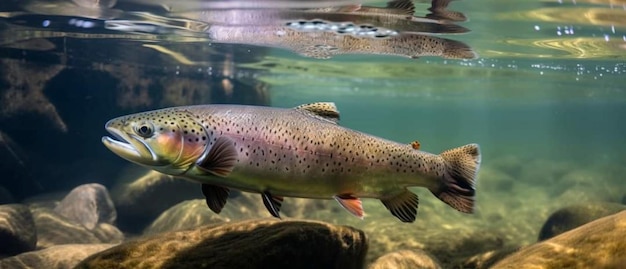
xmin=0 ymin=0 xmax=625 ymax=267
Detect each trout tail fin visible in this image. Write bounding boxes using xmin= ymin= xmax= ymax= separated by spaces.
xmin=432 ymin=143 xmax=481 ymax=213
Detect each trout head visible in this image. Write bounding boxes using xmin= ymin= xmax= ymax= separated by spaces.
xmin=102 ymin=108 xmax=208 ymax=175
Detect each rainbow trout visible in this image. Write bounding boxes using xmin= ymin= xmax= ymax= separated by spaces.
xmin=102 ymin=102 xmax=480 ymax=222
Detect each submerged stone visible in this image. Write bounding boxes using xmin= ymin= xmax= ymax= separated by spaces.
xmin=459 ymin=247 xmax=519 ymax=269
xmin=369 ymin=249 xmax=442 ymax=269
xmin=54 ymin=183 xmax=116 ymax=230
xmin=0 ymin=204 xmax=36 ymax=256
xmin=0 ymin=244 xmax=116 ymax=269
xmin=32 ymin=207 xmax=123 ymax=248
xmin=111 ymin=170 xmax=202 ymax=233
xmin=538 ymin=202 xmax=626 ymax=240
xmin=76 ymin=219 xmax=368 ymax=269
xmin=492 ymin=210 xmax=626 ymax=269
xmin=143 ymin=199 xmax=230 ymax=235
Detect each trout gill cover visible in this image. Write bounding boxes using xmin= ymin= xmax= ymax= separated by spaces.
xmin=102 ymin=102 xmax=480 ymax=222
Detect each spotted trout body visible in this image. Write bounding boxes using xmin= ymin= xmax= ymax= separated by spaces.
xmin=102 ymin=102 xmax=480 ymax=222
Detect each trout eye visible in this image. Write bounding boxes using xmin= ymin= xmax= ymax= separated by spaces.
xmin=135 ymin=123 xmax=154 ymax=138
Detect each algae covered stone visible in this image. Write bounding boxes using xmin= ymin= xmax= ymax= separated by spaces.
xmin=0 ymin=204 xmax=36 ymax=256
xmin=54 ymin=183 xmax=116 ymax=230
xmin=76 ymin=218 xmax=367 ymax=269
xmin=369 ymin=249 xmax=442 ymax=269
xmin=32 ymin=207 xmax=123 ymax=248
xmin=538 ymin=202 xmax=626 ymax=240
xmin=0 ymin=244 xmax=115 ymax=269
xmin=492 ymin=210 xmax=626 ymax=269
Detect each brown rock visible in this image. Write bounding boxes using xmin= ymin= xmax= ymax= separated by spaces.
xmin=111 ymin=169 xmax=202 ymax=233
xmin=76 ymin=219 xmax=367 ymax=269
xmin=0 ymin=244 xmax=115 ymax=269
xmin=54 ymin=183 xmax=116 ymax=230
xmin=143 ymin=199 xmax=230 ymax=235
xmin=459 ymin=247 xmax=519 ymax=269
xmin=538 ymin=202 xmax=626 ymax=240
xmin=32 ymin=207 xmax=123 ymax=248
xmin=0 ymin=204 xmax=36 ymax=256
xmin=492 ymin=210 xmax=626 ymax=269
xmin=369 ymin=249 xmax=441 ymax=269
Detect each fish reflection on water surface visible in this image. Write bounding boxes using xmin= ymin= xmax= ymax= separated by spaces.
xmin=1 ymin=0 xmax=475 ymax=60
xmin=102 ymin=103 xmax=481 ymax=223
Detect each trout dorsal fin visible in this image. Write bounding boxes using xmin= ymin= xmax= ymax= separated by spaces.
xmin=294 ymin=102 xmax=340 ymax=124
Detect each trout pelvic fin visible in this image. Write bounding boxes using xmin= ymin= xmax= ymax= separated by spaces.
xmin=262 ymin=192 xmax=284 ymax=219
xmin=294 ymin=102 xmax=340 ymax=124
xmin=381 ymin=190 xmax=419 ymax=223
xmin=433 ymin=144 xmax=481 ymax=213
xmin=196 ymin=136 xmax=238 ymax=177
xmin=202 ymin=184 xmax=230 ymax=214
xmin=334 ymin=194 xmax=364 ymax=219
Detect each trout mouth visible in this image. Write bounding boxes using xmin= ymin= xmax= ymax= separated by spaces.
xmin=102 ymin=123 xmax=160 ymax=166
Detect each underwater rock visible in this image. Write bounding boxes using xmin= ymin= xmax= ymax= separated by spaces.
xmin=32 ymin=207 xmax=123 ymax=248
xmin=111 ymin=169 xmax=203 ymax=233
xmin=0 ymin=204 xmax=37 ymax=256
xmin=0 ymin=243 xmax=116 ymax=269
xmin=459 ymin=247 xmax=519 ymax=269
xmin=491 ymin=210 xmax=626 ymax=269
xmin=369 ymin=249 xmax=442 ymax=269
xmin=76 ymin=219 xmax=367 ymax=269
xmin=91 ymin=223 xmax=125 ymax=244
xmin=361 ymin=218 xmax=507 ymax=268
xmin=54 ymin=183 xmax=116 ymax=230
xmin=144 ymin=191 xmax=293 ymax=235
xmin=538 ymin=202 xmax=626 ymax=241
xmin=143 ymin=199 xmax=230 ymax=235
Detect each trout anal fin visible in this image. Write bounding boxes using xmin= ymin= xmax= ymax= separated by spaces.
xmin=381 ymin=190 xmax=419 ymax=223
xmin=334 ymin=194 xmax=364 ymax=219
xmin=294 ymin=102 xmax=340 ymax=124
xmin=196 ymin=136 xmax=238 ymax=177
xmin=202 ymin=184 xmax=230 ymax=214
xmin=261 ymin=192 xmax=284 ymax=218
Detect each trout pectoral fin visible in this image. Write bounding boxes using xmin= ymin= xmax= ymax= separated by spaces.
xmin=381 ymin=190 xmax=419 ymax=223
xmin=261 ymin=192 xmax=284 ymax=219
xmin=196 ymin=136 xmax=238 ymax=177
xmin=202 ymin=184 xmax=230 ymax=214
xmin=334 ymin=194 xmax=364 ymax=219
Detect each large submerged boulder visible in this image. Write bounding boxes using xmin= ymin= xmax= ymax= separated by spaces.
xmin=0 ymin=204 xmax=37 ymax=256
xmin=76 ymin=219 xmax=368 ymax=269
xmin=32 ymin=207 xmax=123 ymax=248
xmin=538 ymin=202 xmax=626 ymax=240
xmin=0 ymin=244 xmax=116 ymax=269
xmin=369 ymin=249 xmax=442 ymax=269
xmin=492 ymin=210 xmax=626 ymax=268
xmin=53 ymin=183 xmax=116 ymax=230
